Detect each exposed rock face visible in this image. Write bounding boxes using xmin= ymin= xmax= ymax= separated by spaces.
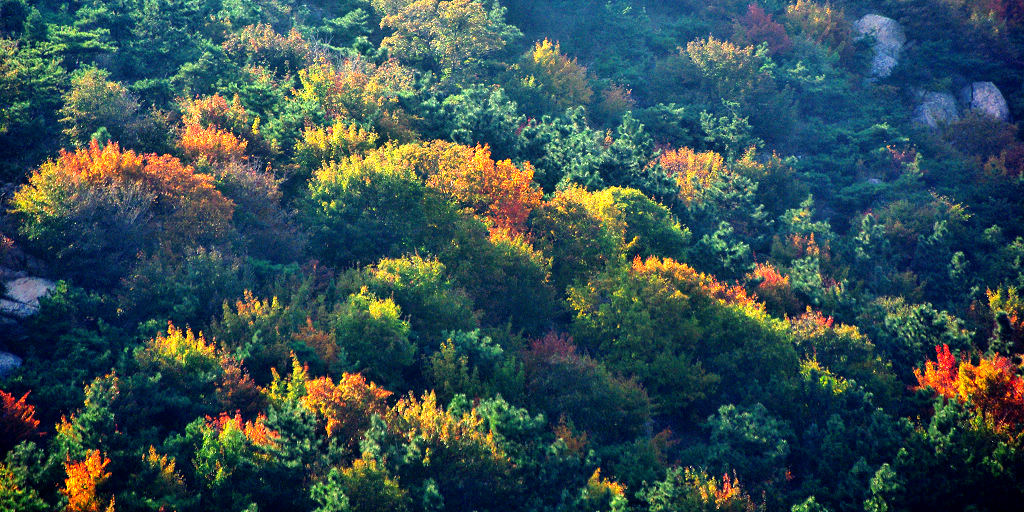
xmin=960 ymin=81 xmax=1011 ymax=121
xmin=1 ymin=276 xmax=56 ymax=319
xmin=854 ymin=14 xmax=906 ymax=79
xmin=913 ymin=91 xmax=960 ymax=129
xmin=0 ymin=351 xmax=22 ymax=379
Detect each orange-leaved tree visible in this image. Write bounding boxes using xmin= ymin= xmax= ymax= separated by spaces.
xmin=0 ymin=389 xmax=41 ymax=454
xmin=62 ymin=449 xmax=115 ymax=512
xmin=733 ymin=4 xmax=792 ymax=54
xmin=915 ymin=344 xmax=1024 ymax=435
xmin=178 ymin=94 xmax=275 ymax=165
xmin=9 ymin=141 xmax=234 ymax=285
xmin=302 ymin=373 xmax=393 ymax=449
xmin=417 ymin=141 xmax=543 ymax=232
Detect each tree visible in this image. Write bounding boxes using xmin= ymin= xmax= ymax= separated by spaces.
xmin=521 ymin=332 xmax=652 ymax=444
xmin=529 ymin=186 xmax=621 ymax=293
xmin=659 ymin=147 xmax=729 ymax=206
xmin=703 ymin=403 xmax=793 ymax=491
xmin=59 ymin=67 xmax=166 ymax=150
xmin=568 ymin=256 xmax=797 ymax=421
xmin=0 ymin=390 xmax=41 ymax=454
xmin=302 ymin=148 xmax=434 ymax=267
xmin=61 ymin=450 xmax=114 ymax=512
xmin=510 ymin=39 xmax=593 ymax=116
xmin=302 ymin=373 xmax=392 ymax=451
xmin=369 ymin=391 xmax=514 ymax=510
xmin=439 ymin=226 xmax=558 ymax=334
xmin=987 ymin=286 xmax=1024 ymax=357
xmin=732 ymin=4 xmax=792 ymax=55
xmin=0 ymin=459 xmax=48 ymax=512
xmin=856 ymin=298 xmax=973 ymax=384
xmin=915 ymin=344 xmax=1024 ymax=435
xmin=294 ymin=121 xmax=380 ymax=181
xmin=371 ymin=0 xmax=520 ymax=82
xmin=185 ymin=412 xmax=282 ymax=510
xmin=363 ymin=255 xmax=479 ymax=346
xmin=9 ymin=141 xmax=234 ymax=286
xmin=783 ymin=0 xmax=852 ymax=55
xmin=127 ymin=324 xmax=227 ymax=433
xmin=293 ymin=56 xmax=415 ymax=141
xmin=311 ymin=457 xmax=410 ymax=512
xmin=418 ymin=141 xmax=543 ymax=232
xmin=425 ymin=84 xmax=526 ymax=161
xmin=178 ymin=93 xmax=276 ymax=165
xmin=334 ymin=289 xmax=416 ymax=388
xmin=681 ymin=36 xmax=793 ymax=145
xmin=222 ymin=24 xmax=311 ymax=77
xmin=641 ymin=466 xmax=758 ymax=512
xmin=0 ymin=39 xmax=66 ymax=181
xmin=585 ymin=187 xmax=691 ymax=261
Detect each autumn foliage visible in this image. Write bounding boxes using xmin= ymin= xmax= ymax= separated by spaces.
xmin=784 ymin=0 xmax=851 ymax=51
xmin=178 ymin=94 xmax=272 ymax=164
xmin=915 ymin=345 xmax=1024 ymax=435
xmin=294 ymin=56 xmax=415 ymax=140
xmin=205 ymin=412 xmax=279 ymax=447
xmin=632 ymin=256 xmax=763 ymax=315
xmin=0 ymin=390 xmax=41 ymax=453
xmin=658 ymin=146 xmax=729 ymax=205
xmin=748 ymin=262 xmax=801 ymax=316
xmin=734 ymin=4 xmax=792 ymax=54
xmin=302 ymin=374 xmax=392 ymax=447
xmin=62 ymin=450 xmax=115 ymax=512
xmin=419 ymin=142 xmax=543 ymax=231
xmin=10 ymin=141 xmax=234 ymax=278
xmin=517 ymin=39 xmax=593 ymax=112
xmin=222 ymin=23 xmax=311 ymax=72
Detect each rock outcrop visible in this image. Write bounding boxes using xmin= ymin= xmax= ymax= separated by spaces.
xmin=913 ymin=91 xmax=960 ymax=129
xmin=0 ymin=273 xmax=53 ymax=378
xmin=960 ymin=81 xmax=1011 ymax=121
xmin=854 ymin=14 xmax=906 ymax=79
xmin=0 ymin=351 xmax=22 ymax=379
xmin=1 ymin=276 xmax=56 ymax=319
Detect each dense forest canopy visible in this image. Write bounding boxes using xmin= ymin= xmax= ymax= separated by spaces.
xmin=2 ymin=0 xmax=1024 ymax=510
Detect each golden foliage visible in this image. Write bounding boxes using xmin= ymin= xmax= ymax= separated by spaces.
xmin=62 ymin=450 xmax=115 ymax=512
xmin=205 ymin=411 xmax=279 ymax=447
xmin=386 ymin=391 xmax=506 ymax=463
xmin=519 ymin=39 xmax=593 ymax=110
xmin=632 ymin=256 xmax=765 ymax=317
xmin=301 ymin=374 xmax=392 ymax=446
xmin=294 ymin=56 xmax=414 ymax=140
xmin=916 ymin=344 xmax=1024 ymax=435
xmin=12 ymin=140 xmax=234 ymax=248
xmin=659 ymin=147 xmax=728 ymax=205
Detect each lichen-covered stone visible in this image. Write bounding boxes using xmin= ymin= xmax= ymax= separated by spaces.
xmin=913 ymin=91 xmax=960 ymax=129
xmin=1 ymin=276 xmax=56 ymax=319
xmin=960 ymin=81 xmax=1011 ymax=121
xmin=854 ymin=14 xmax=906 ymax=79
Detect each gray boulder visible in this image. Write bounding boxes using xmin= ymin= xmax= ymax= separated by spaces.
xmin=913 ymin=91 xmax=960 ymax=129
xmin=960 ymin=82 xmax=1011 ymax=121
xmin=854 ymin=14 xmax=906 ymax=79
xmin=0 ymin=351 xmax=22 ymax=378
xmin=1 ymin=276 xmax=56 ymax=319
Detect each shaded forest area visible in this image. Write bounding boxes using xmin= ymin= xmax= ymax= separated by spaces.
xmin=3 ymin=0 xmax=1024 ymax=510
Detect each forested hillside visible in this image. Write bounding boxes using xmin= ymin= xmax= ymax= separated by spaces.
xmin=2 ymin=1 xmax=1024 ymax=510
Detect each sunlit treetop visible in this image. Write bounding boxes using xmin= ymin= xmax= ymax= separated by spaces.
xmin=916 ymin=344 xmax=1024 ymax=436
